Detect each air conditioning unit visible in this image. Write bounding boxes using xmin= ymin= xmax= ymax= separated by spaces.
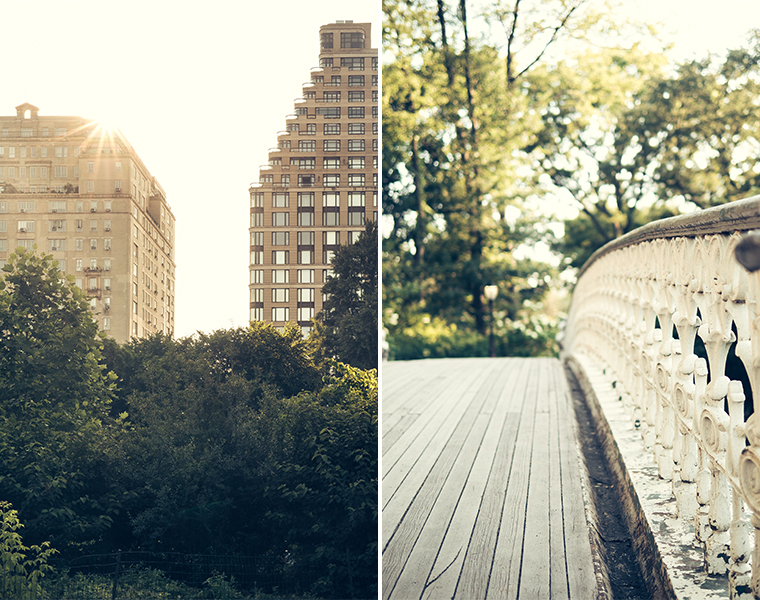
xmin=51 ymin=209 xmax=58 ymax=213
xmin=51 ymin=227 xmax=57 ymax=231
xmin=19 ymin=208 xmax=26 ymax=213
xmin=90 ymin=207 xmax=96 ymax=212
xmin=105 ymin=208 xmax=111 ymax=212
xmin=19 ymin=228 xmax=26 ymax=233
xmin=104 ymin=227 xmax=111 ymax=231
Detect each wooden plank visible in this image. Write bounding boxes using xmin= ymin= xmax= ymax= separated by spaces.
xmin=384 ymin=361 xmax=513 ymax=600
xmin=548 ymin=359 xmax=571 ymax=600
xmin=422 ymin=359 xmax=533 ymax=600
xmin=382 ymin=360 xmax=481 ymax=480
xmin=556 ymin=363 xmax=598 ymax=598
xmin=381 ymin=362 xmax=486 ymax=539
xmin=487 ymin=357 xmax=541 ymax=599
xmin=518 ymin=357 xmax=552 ymax=598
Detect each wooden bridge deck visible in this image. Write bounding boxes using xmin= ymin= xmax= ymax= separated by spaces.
xmin=382 ymin=357 xmax=598 ymax=600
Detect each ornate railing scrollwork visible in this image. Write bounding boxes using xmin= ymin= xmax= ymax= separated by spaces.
xmin=564 ymin=196 xmax=760 ymax=597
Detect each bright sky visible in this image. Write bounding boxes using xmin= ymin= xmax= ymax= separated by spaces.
xmin=0 ymin=0 xmax=379 ymax=338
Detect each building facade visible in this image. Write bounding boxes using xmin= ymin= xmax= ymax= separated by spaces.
xmin=248 ymin=21 xmax=378 ymax=332
xmin=0 ymin=103 xmax=176 ymax=343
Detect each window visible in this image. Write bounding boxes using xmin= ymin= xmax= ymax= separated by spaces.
xmin=115 ymin=161 xmax=122 ymax=173
xmin=297 ymin=307 xmax=315 ymax=322
xmin=17 ymin=240 xmax=34 ymax=250
xmin=320 ymin=32 xmax=333 ymax=48
xmin=49 ymin=219 xmax=65 ymax=232
xmin=372 ymin=57 xmax=378 ymax=70
xmin=250 ymin=307 xmax=264 ymax=321
xmin=0 ymin=240 xmax=6 ymax=252
xmin=273 ymin=212 xmax=289 ymax=226
xmin=373 ymin=74 xmax=378 ymax=86
xmin=88 ymin=161 xmax=94 ymax=173
xmin=272 ymin=232 xmax=289 ymax=245
xmin=348 ymin=157 xmax=365 ymax=169
xmin=295 ymin=158 xmax=315 ymax=170
xmin=272 ymin=192 xmax=289 ymax=207
xmin=348 ymin=174 xmax=365 ymax=186
xmin=104 ymin=239 xmax=111 ymax=251
xmin=323 ymin=91 xmax=340 ymax=103
xmin=298 ymin=269 xmax=315 ymax=283
xmin=323 ymin=212 xmax=340 ymax=226
xmin=340 ymin=34 xmax=365 ymax=50
xmin=324 ymin=174 xmax=340 ymax=187
xmin=250 ymin=231 xmax=264 ymax=246
xmin=348 ymin=91 xmax=365 ymax=102
xmin=90 ymin=201 xmax=98 ymax=212
xmin=76 ymin=238 xmax=83 ymax=251
xmin=272 ymin=288 xmax=289 ymax=303
xmin=373 ymin=139 xmax=378 ymax=152
xmin=298 ymin=250 xmax=314 ymax=264
xmin=331 ymin=75 xmax=341 ymax=85
xmin=348 ymin=192 xmax=366 ymax=206
xmin=104 ymin=259 xmax=111 ymax=271
xmin=49 ymin=200 xmax=66 ymax=213
xmin=272 ymin=250 xmax=289 ymax=264
xmin=306 ymin=123 xmax=316 ymax=134
xmin=348 ymin=107 xmax=365 ymax=119
xmin=250 ymin=251 xmax=264 ymax=265
xmin=298 ymin=288 xmax=315 ymax=303
xmin=251 ymin=192 xmax=264 ymax=208
xmin=323 ymin=140 xmax=340 ymax=151
xmin=272 ymin=269 xmax=289 ymax=283
xmin=250 ymin=212 xmax=263 ymax=227
xmin=272 ymin=307 xmax=289 ymax=322
xmin=281 ymin=174 xmax=290 ymax=186
xmin=341 ymin=56 xmax=365 ymax=69
xmin=373 ymin=122 xmax=378 ymax=134
xmin=297 ymin=192 xmax=314 ymax=207
xmin=250 ymin=269 xmax=264 ymax=284
xmin=348 ymin=139 xmax=365 ymax=151
xmin=288 ymin=123 xmax=299 ymax=132
xmin=18 ymin=201 xmax=35 ymax=212
xmin=115 ymin=180 xmax=121 ymax=192
xmin=324 ymin=124 xmax=341 ymax=136
xmin=348 ymin=212 xmax=365 ymax=226
xmin=323 ymin=249 xmax=336 ymax=264
xmin=295 ymin=107 xmax=308 ymax=116
xmin=298 ymin=231 xmax=315 ymax=246
xmin=298 ymin=140 xmax=316 ymax=151
xmin=373 ymin=106 xmax=378 ymax=118
xmin=55 ymin=146 xmax=68 ymax=158
xmin=323 ymin=231 xmax=340 ymax=245
xmin=250 ymin=288 xmax=264 ymax=303
xmin=90 ymin=239 xmax=97 ymax=250
xmin=348 ymin=75 xmax=365 ymax=86
xmin=298 ymin=212 xmax=314 ymax=226
xmin=323 ymin=192 xmax=340 ymax=207
xmin=17 ymin=221 xmax=34 ymax=233
xmin=49 ymin=239 xmax=65 ymax=252
xmin=104 ymin=220 xmax=111 ymax=231
xmin=54 ymin=166 xmax=67 ymax=177
xmin=298 ymin=175 xmax=315 ymax=187
xmin=323 ymin=158 xmax=340 ymax=170
xmin=317 ymin=107 xmax=340 ymax=118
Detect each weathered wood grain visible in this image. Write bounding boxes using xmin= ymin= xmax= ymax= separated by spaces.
xmin=382 ymin=357 xmax=598 ymax=600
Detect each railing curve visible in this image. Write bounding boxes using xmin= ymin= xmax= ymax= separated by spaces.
xmin=563 ymin=195 xmax=760 ymax=598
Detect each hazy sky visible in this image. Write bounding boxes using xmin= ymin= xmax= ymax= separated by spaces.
xmin=0 ymin=0 xmax=379 ymax=338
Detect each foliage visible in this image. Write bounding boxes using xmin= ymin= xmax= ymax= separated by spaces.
xmin=537 ymin=31 xmax=760 ymax=267
xmin=319 ymin=220 xmax=378 ymax=370
xmin=0 ymin=501 xmax=56 ymax=600
xmin=266 ymin=361 xmax=378 ymax=599
xmin=0 ymin=249 xmax=123 ymax=549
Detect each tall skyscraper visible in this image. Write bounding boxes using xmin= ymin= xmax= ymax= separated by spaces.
xmin=0 ymin=103 xmax=176 ymax=343
xmin=248 ymin=21 xmax=378 ymax=333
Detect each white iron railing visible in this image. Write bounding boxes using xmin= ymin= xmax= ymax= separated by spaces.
xmin=563 ymin=196 xmax=760 ymax=597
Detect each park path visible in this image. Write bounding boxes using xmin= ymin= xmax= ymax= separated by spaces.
xmin=382 ymin=357 xmax=599 ymax=600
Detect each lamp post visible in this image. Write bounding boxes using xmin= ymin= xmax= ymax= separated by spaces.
xmin=484 ymin=285 xmax=498 ymax=357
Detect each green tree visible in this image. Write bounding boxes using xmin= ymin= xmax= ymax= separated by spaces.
xmin=319 ymin=220 xmax=378 ymax=370
xmin=0 ymin=249 xmax=122 ymax=550
xmin=538 ymin=31 xmax=760 ymax=267
xmin=0 ymin=501 xmax=56 ymax=600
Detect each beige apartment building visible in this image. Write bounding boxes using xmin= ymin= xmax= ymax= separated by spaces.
xmin=0 ymin=103 xmax=176 ymax=343
xmin=248 ymin=21 xmax=378 ymax=332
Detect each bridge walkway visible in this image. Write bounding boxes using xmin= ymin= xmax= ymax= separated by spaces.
xmin=382 ymin=357 xmax=599 ymax=600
